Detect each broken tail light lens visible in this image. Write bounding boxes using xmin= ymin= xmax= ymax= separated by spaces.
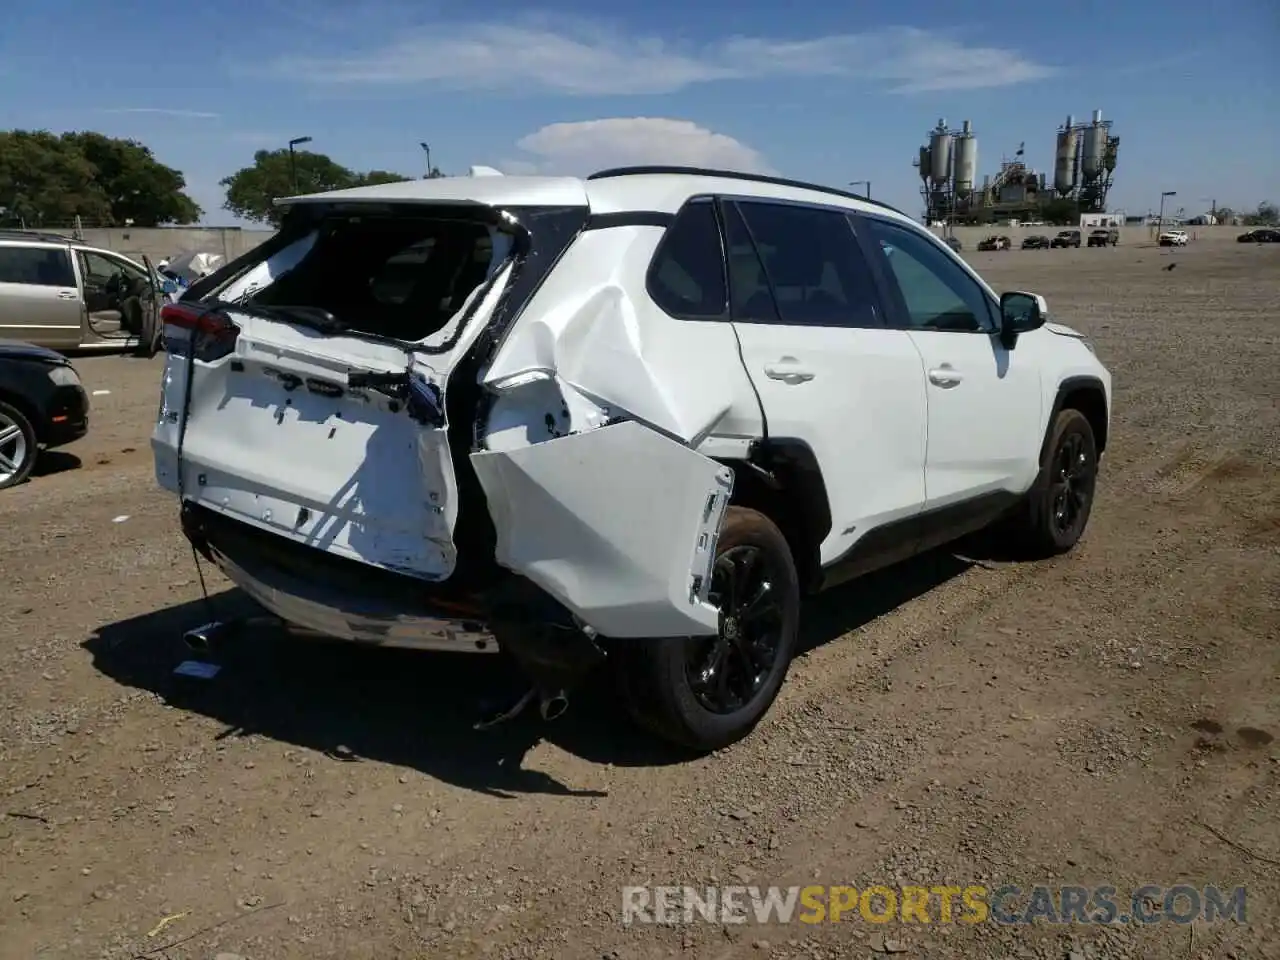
xmin=161 ymin=302 xmax=240 ymax=362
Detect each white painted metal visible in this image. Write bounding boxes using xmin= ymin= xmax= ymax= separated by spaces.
xmin=727 ymin=323 xmax=929 ymax=566
xmin=152 ymin=167 xmax=1112 ymax=649
xmin=472 ymin=420 xmax=733 ymax=638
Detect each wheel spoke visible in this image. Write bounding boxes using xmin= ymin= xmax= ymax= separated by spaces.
xmin=715 ymin=555 xmax=740 ymax=612
xmin=0 ymin=424 xmax=21 ymax=446
xmin=1048 ymin=429 xmax=1096 ymax=535
xmin=739 ymin=580 xmax=776 ymax=622
xmin=0 ymin=451 xmax=17 ymax=474
xmin=713 ymin=643 xmax=736 ymax=707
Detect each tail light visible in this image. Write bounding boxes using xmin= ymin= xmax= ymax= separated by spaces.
xmin=161 ymin=302 xmax=239 ymax=361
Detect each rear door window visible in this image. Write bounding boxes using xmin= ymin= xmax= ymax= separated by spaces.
xmin=0 ymin=246 xmax=76 ymax=287
xmin=728 ymin=200 xmax=881 ymax=328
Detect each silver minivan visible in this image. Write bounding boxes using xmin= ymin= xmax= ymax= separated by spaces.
xmin=0 ymin=230 xmax=163 ymax=355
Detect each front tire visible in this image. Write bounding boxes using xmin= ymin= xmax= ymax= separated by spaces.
xmin=615 ymin=507 xmax=800 ymax=752
xmin=0 ymin=401 xmax=38 ymax=490
xmin=1007 ymin=409 xmax=1099 ymax=558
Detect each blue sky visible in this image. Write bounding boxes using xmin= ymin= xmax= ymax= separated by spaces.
xmin=1 ymin=0 xmax=1276 ymax=226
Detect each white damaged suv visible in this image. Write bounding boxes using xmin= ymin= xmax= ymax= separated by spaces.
xmin=152 ymin=166 xmax=1111 ymax=751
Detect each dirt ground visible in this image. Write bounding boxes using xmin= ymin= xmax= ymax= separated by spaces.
xmin=1 ymin=239 xmax=1277 ymax=960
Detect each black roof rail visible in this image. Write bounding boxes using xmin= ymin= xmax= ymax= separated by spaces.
xmin=586 ymin=165 xmax=907 ymax=217
xmin=0 ymin=229 xmax=76 ymax=243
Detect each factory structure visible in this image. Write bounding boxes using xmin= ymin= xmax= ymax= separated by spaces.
xmin=914 ymin=111 xmax=1119 ymax=225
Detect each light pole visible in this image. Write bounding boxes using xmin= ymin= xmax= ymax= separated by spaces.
xmin=848 ymin=180 xmax=871 ymax=199
xmin=420 ymin=142 xmax=433 ymax=179
xmin=1157 ymin=190 xmax=1176 ymax=230
xmin=288 ymin=136 xmax=312 ymax=194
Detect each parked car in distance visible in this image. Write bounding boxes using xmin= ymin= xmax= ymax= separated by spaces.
xmin=153 ymin=165 xmax=1111 ymax=752
xmin=942 ymin=235 xmax=962 ymax=252
xmin=0 ymin=339 xmax=89 ymax=489
xmin=0 ymin=231 xmax=163 ymax=355
xmin=977 ymin=235 xmax=1011 ymax=251
xmin=1051 ymin=230 xmax=1082 ymax=248
xmin=1021 ymin=235 xmax=1051 ymax=249
xmin=1237 ymin=228 xmax=1280 ymax=243
xmin=1159 ymin=230 xmax=1189 ymax=247
xmin=1087 ymin=229 xmax=1120 ymax=247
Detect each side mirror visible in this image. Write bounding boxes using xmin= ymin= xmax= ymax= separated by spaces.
xmin=999 ymin=291 xmax=1047 ymax=349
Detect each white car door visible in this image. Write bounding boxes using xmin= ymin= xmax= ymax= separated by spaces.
xmin=858 ymin=215 xmax=1043 ymax=511
xmin=719 ymin=198 xmax=929 ymax=569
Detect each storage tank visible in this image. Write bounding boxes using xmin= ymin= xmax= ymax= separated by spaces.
xmin=1054 ymin=116 xmax=1078 ymax=195
xmin=954 ymin=120 xmax=977 ymax=197
xmin=1082 ymin=109 xmax=1107 ymax=180
xmin=918 ymin=146 xmax=931 ymax=181
xmin=929 ymin=119 xmax=952 ymax=183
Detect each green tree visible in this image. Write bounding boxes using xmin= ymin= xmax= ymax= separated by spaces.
xmin=61 ymin=131 xmax=200 ymax=225
xmin=220 ymin=150 xmax=414 ymax=225
xmin=0 ymin=130 xmax=109 ymax=227
xmin=220 ymin=149 xmax=357 ymax=225
xmin=0 ymin=129 xmax=199 ymax=228
xmin=356 ymin=170 xmax=412 ymax=186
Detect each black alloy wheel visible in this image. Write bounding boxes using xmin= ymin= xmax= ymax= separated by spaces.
xmin=1049 ymin=428 xmax=1097 ymax=543
xmin=685 ymin=544 xmax=787 ymax=715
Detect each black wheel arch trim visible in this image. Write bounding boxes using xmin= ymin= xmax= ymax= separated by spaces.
xmin=1041 ymin=375 xmax=1109 ymax=461
xmin=716 ymin=437 xmax=833 ymax=593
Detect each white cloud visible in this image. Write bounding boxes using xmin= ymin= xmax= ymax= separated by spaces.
xmin=505 ymin=118 xmax=774 ymax=176
xmin=266 ymin=22 xmax=1055 ymax=95
xmin=99 ymin=108 xmax=221 ymax=119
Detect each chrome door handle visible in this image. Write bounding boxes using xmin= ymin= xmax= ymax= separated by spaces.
xmin=928 ymin=366 xmax=963 ymax=387
xmin=57 ymin=290 xmax=78 ymax=300
xmin=763 ymin=358 xmax=815 ymax=384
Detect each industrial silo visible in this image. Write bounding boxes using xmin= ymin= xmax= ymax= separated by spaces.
xmin=954 ymin=120 xmax=977 ymax=197
xmin=1082 ymin=109 xmax=1107 ymax=180
xmin=929 ymin=119 xmax=952 ymax=184
xmin=1054 ymin=115 xmax=1078 ymax=196
xmin=918 ymin=146 xmax=932 ymax=182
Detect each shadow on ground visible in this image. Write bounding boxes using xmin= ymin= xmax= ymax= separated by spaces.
xmin=33 ymin=450 xmax=81 ymax=478
xmin=83 ymin=548 xmax=978 ymax=798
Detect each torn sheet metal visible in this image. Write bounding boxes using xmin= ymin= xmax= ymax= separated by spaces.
xmin=482 ymin=227 xmax=749 ymax=445
xmin=470 ymin=420 xmax=733 ymax=639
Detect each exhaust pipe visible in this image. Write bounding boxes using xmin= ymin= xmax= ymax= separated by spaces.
xmin=182 ymin=622 xmax=220 ymax=653
xmin=539 ymin=690 xmax=568 ymax=721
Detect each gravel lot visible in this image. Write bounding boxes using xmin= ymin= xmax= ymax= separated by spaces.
xmin=1 ymin=239 xmax=1277 ymax=960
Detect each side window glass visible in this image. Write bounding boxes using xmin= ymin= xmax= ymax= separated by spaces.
xmin=733 ymin=201 xmax=881 ymax=328
xmin=722 ymin=202 xmax=779 ymax=323
xmin=647 ymin=200 xmax=727 ymax=319
xmin=0 ymin=247 xmax=75 ymax=287
xmin=865 ymin=219 xmax=996 ymax=333
xmin=79 ymin=251 xmax=118 ymax=285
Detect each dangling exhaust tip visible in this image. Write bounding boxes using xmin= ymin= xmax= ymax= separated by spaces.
xmin=539 ymin=691 xmax=568 ymax=721
xmin=182 ymin=623 xmax=217 ymax=652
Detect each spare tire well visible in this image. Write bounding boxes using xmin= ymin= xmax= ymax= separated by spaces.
xmin=718 ymin=439 xmax=831 ymax=595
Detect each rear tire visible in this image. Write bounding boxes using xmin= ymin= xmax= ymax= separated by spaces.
xmin=614 ymin=507 xmax=800 ymax=752
xmin=1003 ymin=409 xmax=1099 ymax=558
xmin=0 ymin=401 xmax=38 ymax=490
